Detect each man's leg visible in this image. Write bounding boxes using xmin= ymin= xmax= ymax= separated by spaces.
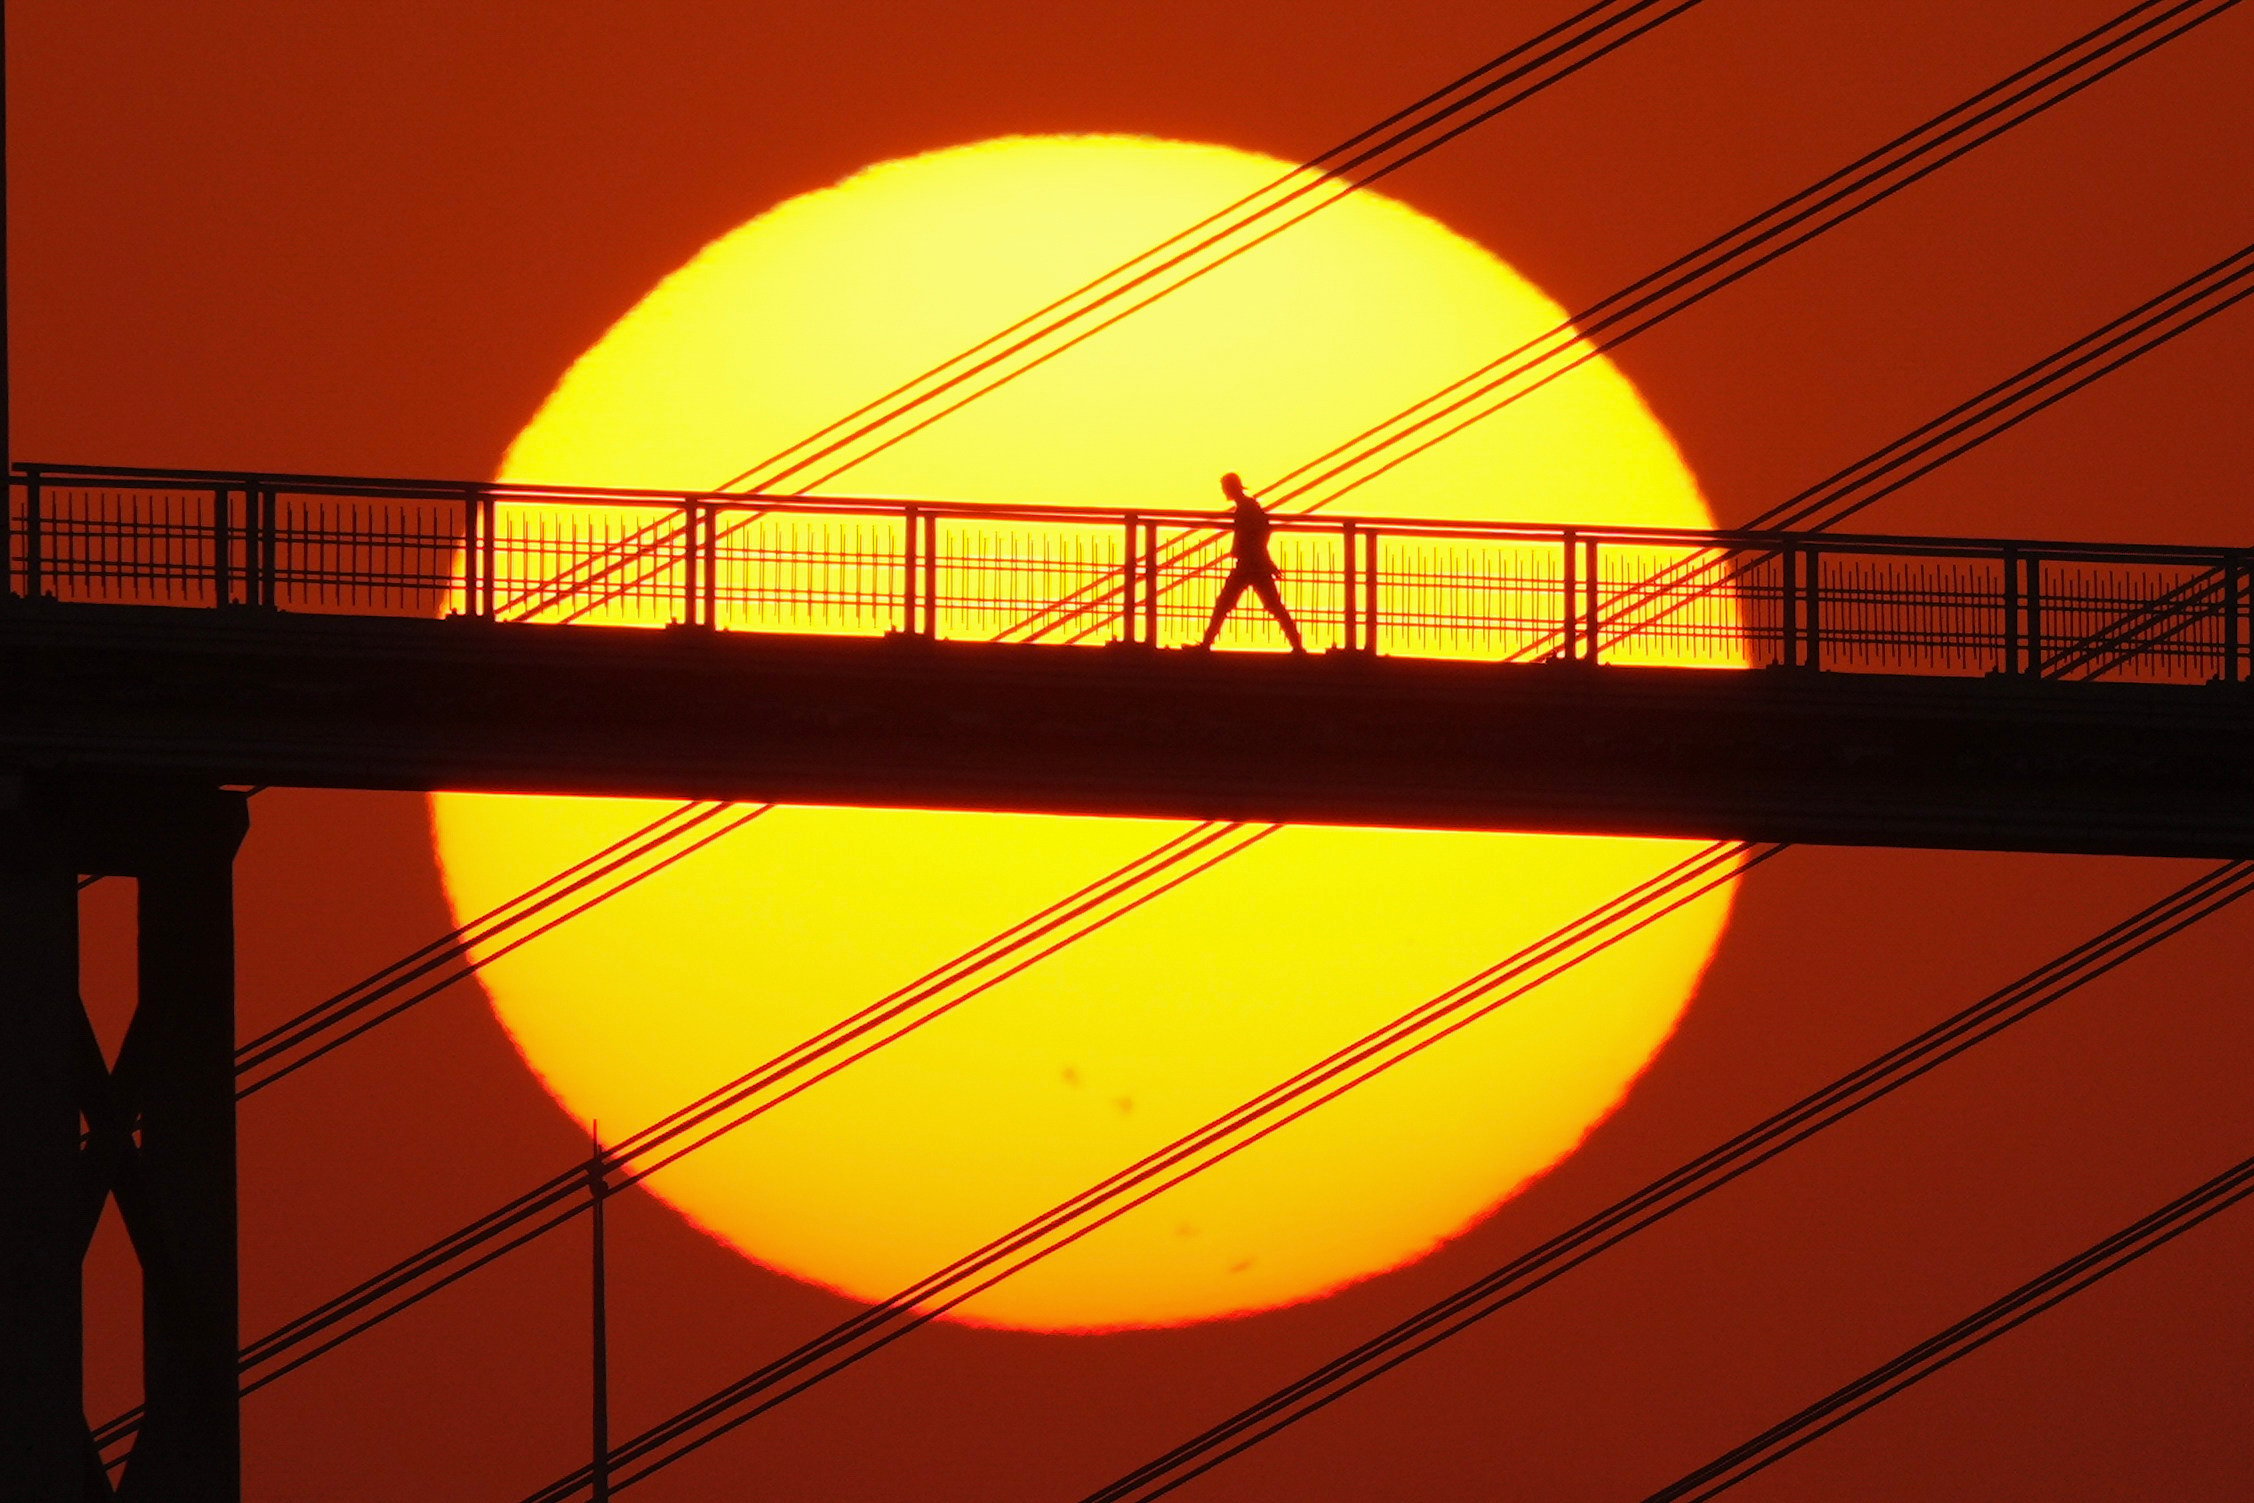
xmin=1199 ymin=570 xmax=1250 ymax=647
xmin=1251 ymin=572 xmax=1305 ymax=651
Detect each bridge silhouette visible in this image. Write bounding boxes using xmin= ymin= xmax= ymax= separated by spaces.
xmin=11 ymin=464 xmax=2250 ymax=1497
xmin=10 ymin=2 xmax=2254 ymax=1497
xmin=7 ymin=462 xmax=2250 ymax=857
xmin=11 ymin=469 xmax=2251 ymax=1495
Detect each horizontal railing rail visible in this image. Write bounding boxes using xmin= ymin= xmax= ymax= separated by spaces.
xmin=7 ymin=463 xmax=2248 ymax=686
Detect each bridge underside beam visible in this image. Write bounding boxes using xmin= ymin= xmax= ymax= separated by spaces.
xmin=3 ymin=601 xmax=2250 ymax=859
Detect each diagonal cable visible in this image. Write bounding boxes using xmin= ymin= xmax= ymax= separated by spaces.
xmin=1011 ymin=0 xmax=2245 ymax=647
xmin=1270 ymin=0 xmax=2244 ymax=512
xmin=235 ymin=800 xmax=755 ymax=1089
xmin=1078 ymin=859 xmax=2254 ymax=1501
xmin=518 ymin=841 xmax=1776 ymax=1501
xmin=90 ymin=822 xmax=1281 ymax=1454
xmin=1643 ymin=1145 xmax=2254 ymax=1501
xmin=522 ymin=0 xmax=1708 ymax=623
xmin=1537 ymin=241 xmax=2254 ymax=664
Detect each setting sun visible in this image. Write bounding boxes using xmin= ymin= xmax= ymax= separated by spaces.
xmin=431 ymin=134 xmax=1736 ymax=1331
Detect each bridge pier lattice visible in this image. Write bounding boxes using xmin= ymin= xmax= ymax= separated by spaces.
xmin=2 ymin=775 xmax=248 ymax=1503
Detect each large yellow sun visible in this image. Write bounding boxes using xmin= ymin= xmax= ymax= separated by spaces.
xmin=432 ymin=136 xmax=1736 ymax=1332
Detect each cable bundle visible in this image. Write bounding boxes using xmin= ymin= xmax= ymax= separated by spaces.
xmin=521 ymin=841 xmax=1774 ymax=1501
xmin=1014 ymin=0 xmax=2245 ymax=647
xmin=1080 ymin=860 xmax=2254 ymax=1501
xmin=1644 ymin=1146 xmax=2254 ymax=1500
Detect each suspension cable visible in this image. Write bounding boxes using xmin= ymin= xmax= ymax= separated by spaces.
xmin=1012 ymin=0 xmax=2243 ymax=646
xmin=92 ymin=821 xmax=1281 ymax=1455
xmin=715 ymin=0 xmax=1710 ymax=496
xmin=1643 ymin=1146 xmax=2254 ymax=1501
xmin=517 ymin=842 xmax=1778 ymax=1501
xmin=235 ymin=801 xmax=765 ymax=1092
xmin=1545 ymin=240 xmax=2254 ymax=662
xmin=1272 ymin=0 xmax=2244 ymax=512
xmin=530 ymin=0 xmax=1709 ymax=623
xmin=202 ymin=8 xmax=2244 ymax=1442
xmin=143 ymin=6 xmax=2239 ymax=1470
xmin=1080 ymin=860 xmax=2254 ymax=1501
xmin=191 ymin=177 xmax=2253 ymax=1458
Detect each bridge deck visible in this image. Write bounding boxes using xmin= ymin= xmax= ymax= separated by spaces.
xmin=5 ymin=599 xmax=2248 ymax=857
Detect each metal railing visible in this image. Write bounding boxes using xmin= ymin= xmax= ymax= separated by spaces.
xmin=7 ymin=462 xmax=2247 ymax=684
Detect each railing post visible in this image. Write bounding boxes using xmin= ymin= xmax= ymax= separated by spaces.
xmin=1341 ymin=521 xmax=1359 ymax=652
xmin=1804 ymin=546 xmax=1822 ymax=671
xmin=22 ymin=467 xmax=43 ymax=598
xmin=703 ymin=505 xmax=720 ymax=630
xmin=2227 ymin=552 xmax=2245 ymax=685
xmin=1781 ymin=542 xmax=1800 ymax=668
xmin=2026 ymin=554 xmax=2044 ymax=678
xmin=677 ymin=499 xmax=700 ymax=627
xmin=456 ymin=488 xmax=479 ymax=618
xmin=900 ymin=504 xmax=919 ymax=636
xmin=478 ymin=488 xmax=500 ymax=619
xmin=2002 ymin=546 xmax=2020 ymax=676
xmin=1120 ymin=514 xmax=1140 ymax=645
xmin=920 ymin=511 xmax=939 ymax=637
xmin=1142 ymin=521 xmax=1159 ymax=646
xmin=1583 ymin=536 xmax=1601 ymax=666
xmin=1364 ymin=528 xmax=1382 ymax=657
xmin=253 ymin=485 xmax=278 ymax=608
xmin=1 ymin=470 xmax=13 ymax=599
xmin=212 ymin=486 xmax=233 ymax=607
xmin=1560 ymin=528 xmax=1578 ymax=662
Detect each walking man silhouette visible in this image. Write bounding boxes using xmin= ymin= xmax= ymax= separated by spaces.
xmin=1197 ymin=472 xmax=1305 ymax=652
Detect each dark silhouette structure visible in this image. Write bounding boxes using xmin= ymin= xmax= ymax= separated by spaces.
xmin=1197 ymin=473 xmax=1305 ymax=653
xmin=4 ymin=599 xmax=2250 ymax=858
xmin=1 ymin=776 xmax=251 ymax=1502
xmin=4 ymin=466 xmax=2253 ymax=1501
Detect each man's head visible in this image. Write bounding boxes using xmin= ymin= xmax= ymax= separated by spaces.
xmin=1221 ymin=472 xmax=1249 ymax=503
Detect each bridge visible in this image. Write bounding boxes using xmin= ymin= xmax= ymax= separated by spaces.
xmin=8 ymin=460 xmax=2252 ymax=1498
xmin=10 ymin=0 xmax=2254 ymax=1496
xmin=7 ymin=462 xmax=2251 ymax=858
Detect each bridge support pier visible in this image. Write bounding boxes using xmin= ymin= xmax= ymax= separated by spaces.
xmin=1 ymin=775 xmax=249 ymax=1503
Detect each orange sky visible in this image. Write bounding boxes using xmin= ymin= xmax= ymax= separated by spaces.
xmin=25 ymin=2 xmax=2254 ymax=1499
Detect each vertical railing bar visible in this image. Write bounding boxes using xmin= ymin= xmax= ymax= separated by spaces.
xmin=2026 ymin=554 xmax=2044 ymax=679
xmin=701 ymin=503 xmax=719 ymax=629
xmin=271 ymin=484 xmax=284 ymax=608
xmin=901 ymin=503 xmax=919 ymax=635
xmin=254 ymin=485 xmax=274 ymax=607
xmin=213 ymin=485 xmax=233 ymax=608
xmin=2226 ymin=551 xmax=2245 ymax=685
xmin=1781 ymin=541 xmax=1800 ymax=668
xmin=1121 ymin=513 xmax=1139 ymax=645
xmin=479 ymin=488 xmax=499 ymax=619
xmin=1583 ymin=536 xmax=1600 ymax=667
xmin=0 ymin=468 xmax=13 ymax=599
xmin=1560 ymin=527 xmax=1577 ymax=662
xmin=458 ymin=487 xmax=480 ymax=619
xmin=678 ymin=498 xmax=699 ymax=627
xmin=2001 ymin=546 xmax=2020 ymax=677
xmin=1365 ymin=528 xmax=1382 ymax=657
xmin=1805 ymin=546 xmax=1823 ymax=672
xmin=1142 ymin=521 xmax=1159 ymax=646
xmin=921 ymin=511 xmax=938 ymax=637
xmin=1341 ymin=521 xmax=1359 ymax=653
xmin=23 ymin=467 xmax=44 ymax=598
